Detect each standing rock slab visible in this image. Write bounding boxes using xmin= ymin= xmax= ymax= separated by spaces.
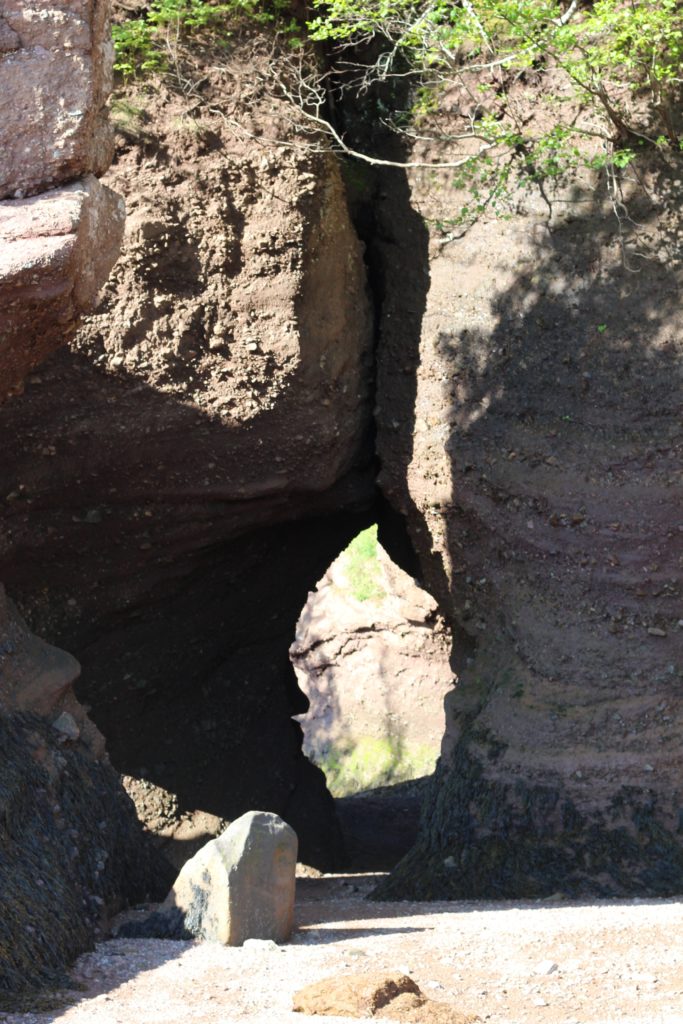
xmin=132 ymin=811 xmax=298 ymax=945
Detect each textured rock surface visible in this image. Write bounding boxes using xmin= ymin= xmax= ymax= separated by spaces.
xmin=0 ymin=588 xmax=167 ymax=999
xmin=0 ymin=0 xmax=114 ymax=200
xmin=0 ymin=583 xmax=104 ymax=756
xmin=292 ymin=539 xmax=454 ymax=795
xmin=375 ymin=158 xmax=683 ymax=898
xmin=0 ymin=76 xmax=374 ymax=869
xmin=0 ymin=175 xmax=125 ymax=398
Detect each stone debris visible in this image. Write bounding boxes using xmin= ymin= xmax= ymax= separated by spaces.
xmin=534 ymin=959 xmax=559 ymax=976
xmin=51 ymin=711 xmax=80 ymax=742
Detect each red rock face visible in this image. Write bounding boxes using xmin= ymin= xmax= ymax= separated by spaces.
xmin=0 ymin=176 xmax=124 ymax=397
xmin=0 ymin=0 xmax=114 ymax=201
xmin=375 ymin=164 xmax=683 ymax=899
xmin=0 ymin=1 xmax=121 ymax=400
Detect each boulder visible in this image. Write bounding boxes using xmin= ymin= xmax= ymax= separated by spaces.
xmin=0 ymin=175 xmax=125 ymax=398
xmin=154 ymin=811 xmax=297 ymax=944
xmin=0 ymin=0 xmax=114 ymax=200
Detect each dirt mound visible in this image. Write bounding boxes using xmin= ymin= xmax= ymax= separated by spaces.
xmin=293 ymin=970 xmax=478 ymax=1022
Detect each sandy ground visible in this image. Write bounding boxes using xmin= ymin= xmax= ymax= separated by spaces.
xmin=2 ymin=875 xmax=682 ymax=1024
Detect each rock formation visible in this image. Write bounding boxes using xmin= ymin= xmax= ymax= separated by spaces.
xmin=0 ymin=0 xmax=123 ymax=397
xmin=3 ymin=2 xmax=683 ymax=1002
xmin=292 ymin=533 xmax=454 ymax=795
xmin=0 ymin=587 xmax=165 ymax=998
xmin=374 ymin=159 xmax=683 ymax=898
xmin=120 ymin=811 xmax=297 ymax=944
xmin=0 ymin=63 xmax=374 ymax=870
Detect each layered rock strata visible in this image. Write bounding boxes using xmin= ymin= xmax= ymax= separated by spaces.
xmin=375 ymin=163 xmax=683 ymax=898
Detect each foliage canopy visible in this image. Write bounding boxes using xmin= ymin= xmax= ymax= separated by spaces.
xmin=112 ymin=1 xmax=683 ymax=223
xmin=306 ymin=0 xmax=683 ymax=209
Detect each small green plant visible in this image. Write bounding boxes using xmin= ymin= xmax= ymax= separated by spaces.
xmin=340 ymin=525 xmax=386 ymax=603
xmin=112 ymin=0 xmax=299 ymax=78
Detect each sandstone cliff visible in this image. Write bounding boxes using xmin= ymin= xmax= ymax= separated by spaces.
xmin=374 ymin=157 xmax=683 ymax=897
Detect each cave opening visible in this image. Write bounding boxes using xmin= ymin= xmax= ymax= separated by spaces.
xmin=291 ymin=523 xmax=456 ymax=872
xmin=77 ymin=513 xmax=457 ymax=882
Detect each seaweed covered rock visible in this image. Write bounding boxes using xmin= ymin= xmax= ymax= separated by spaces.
xmin=0 ymin=590 xmax=169 ymax=1001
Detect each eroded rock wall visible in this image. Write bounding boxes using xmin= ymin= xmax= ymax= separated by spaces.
xmin=375 ymin=160 xmax=683 ymax=898
xmin=0 ymin=75 xmax=375 ymax=869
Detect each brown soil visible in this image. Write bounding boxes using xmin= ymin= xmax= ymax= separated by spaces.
xmin=2 ymin=879 xmax=682 ymax=1023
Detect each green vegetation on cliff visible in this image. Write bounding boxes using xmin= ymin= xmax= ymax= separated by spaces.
xmin=112 ymin=1 xmax=683 ymax=224
xmin=340 ymin=525 xmax=386 ymax=603
xmin=112 ymin=0 xmax=298 ymax=76
xmin=308 ymin=0 xmax=683 ymax=207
